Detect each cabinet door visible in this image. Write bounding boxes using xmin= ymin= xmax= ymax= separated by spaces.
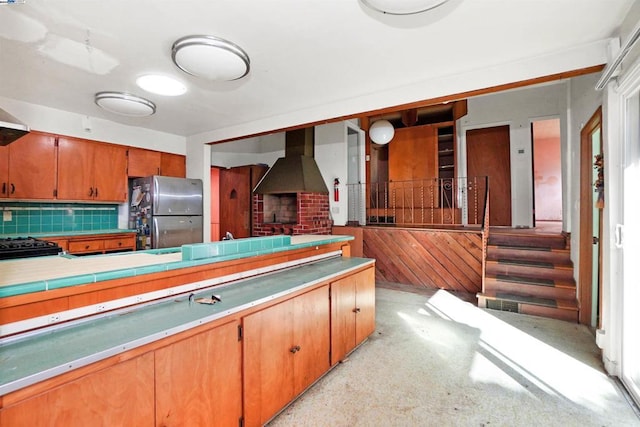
xmin=127 ymin=147 xmax=161 ymax=177
xmin=93 ymin=143 xmax=127 ymax=202
xmin=7 ymin=132 xmax=57 ymax=199
xmin=0 ymin=352 xmax=155 ymax=426
xmin=330 ymin=275 xmax=357 ymax=365
xmin=160 ymin=152 xmax=186 ymax=177
xmin=0 ymin=145 xmax=9 ymax=198
xmin=243 ymin=297 xmax=295 ymax=427
xmin=330 ymin=266 xmax=376 ymax=365
xmin=156 ymin=321 xmax=242 ymax=427
xmin=354 ymin=266 xmax=376 ymax=344
xmin=293 ymin=284 xmax=330 ymax=394
xmin=57 ymin=137 xmax=94 ymax=200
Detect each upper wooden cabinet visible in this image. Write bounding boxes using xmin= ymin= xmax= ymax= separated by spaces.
xmin=160 ymin=152 xmax=186 ymax=177
xmin=127 ymin=147 xmax=161 ymax=177
xmin=389 ymin=124 xmax=439 ymax=182
xmin=57 ymin=137 xmax=127 ymax=202
xmin=128 ymin=148 xmax=186 ymax=178
xmin=0 ymin=132 xmax=57 ymax=200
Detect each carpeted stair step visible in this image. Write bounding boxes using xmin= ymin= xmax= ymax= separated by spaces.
xmin=488 ymin=233 xmax=566 ymax=249
xmin=485 ymin=259 xmax=574 ymax=281
xmin=477 ymin=291 xmax=578 ymax=322
xmin=484 ymin=273 xmax=577 ymax=300
xmin=487 ymin=244 xmax=571 ymax=264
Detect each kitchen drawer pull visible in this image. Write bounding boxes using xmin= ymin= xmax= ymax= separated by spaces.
xmin=353 ymin=307 xmax=361 ymax=313
xmin=10 ymin=183 xmax=15 ymax=194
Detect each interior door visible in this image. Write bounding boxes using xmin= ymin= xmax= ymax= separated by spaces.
xmin=466 ymin=125 xmax=512 ymax=226
xmin=578 ymin=108 xmax=602 ymax=326
xmin=219 ymin=166 xmax=251 ymax=239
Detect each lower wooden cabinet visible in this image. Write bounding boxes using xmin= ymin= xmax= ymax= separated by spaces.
xmin=155 ymin=320 xmax=242 ymax=427
xmin=330 ymin=267 xmax=376 ymax=365
xmin=46 ymin=233 xmax=136 ymax=255
xmin=243 ymin=285 xmax=330 ymax=427
xmin=0 ymin=352 xmax=155 ymax=427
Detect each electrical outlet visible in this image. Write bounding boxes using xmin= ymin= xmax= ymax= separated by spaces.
xmin=135 ymin=296 xmax=143 ymax=303
xmin=96 ymin=304 xmax=106 ymax=312
xmin=49 ymin=314 xmax=60 ymax=323
xmin=3 ymin=211 xmax=11 ymax=222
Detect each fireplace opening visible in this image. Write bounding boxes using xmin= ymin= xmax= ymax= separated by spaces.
xmin=263 ymin=193 xmax=297 ymax=224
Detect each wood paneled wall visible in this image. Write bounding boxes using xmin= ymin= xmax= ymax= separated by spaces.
xmin=363 ymin=227 xmax=483 ymax=293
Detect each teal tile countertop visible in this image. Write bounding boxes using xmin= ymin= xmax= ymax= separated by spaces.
xmin=0 ymin=229 xmax=137 ymax=239
xmin=0 ymin=256 xmax=374 ymax=396
xmin=0 ymin=235 xmax=353 ymax=298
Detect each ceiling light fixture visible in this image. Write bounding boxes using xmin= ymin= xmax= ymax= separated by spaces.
xmin=171 ymin=35 xmax=250 ymax=81
xmin=136 ymin=74 xmax=187 ymax=96
xmin=360 ymin=0 xmax=451 ymax=15
xmin=369 ymin=120 xmax=395 ymax=145
xmin=94 ymin=92 xmax=156 ymax=117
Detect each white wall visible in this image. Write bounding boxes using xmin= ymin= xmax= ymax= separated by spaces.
xmin=0 ymin=97 xmax=186 ymax=154
xmin=460 ymin=82 xmax=567 ymax=227
xmin=210 ymin=133 xmax=284 ymax=168
xmin=315 ymin=122 xmax=349 ymax=226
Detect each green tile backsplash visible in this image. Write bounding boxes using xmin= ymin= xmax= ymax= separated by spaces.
xmin=0 ymin=202 xmax=118 ymax=235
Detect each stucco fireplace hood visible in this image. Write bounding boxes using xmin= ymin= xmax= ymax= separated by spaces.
xmin=253 ymin=128 xmax=329 ymax=195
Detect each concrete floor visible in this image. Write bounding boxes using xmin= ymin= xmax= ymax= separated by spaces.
xmin=268 ymin=283 xmax=640 ymax=427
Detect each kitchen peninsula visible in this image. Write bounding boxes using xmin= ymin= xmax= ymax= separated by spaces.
xmin=0 ymin=234 xmax=376 ymax=426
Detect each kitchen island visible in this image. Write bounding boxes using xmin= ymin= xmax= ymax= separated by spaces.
xmin=0 ymin=234 xmax=375 ymax=426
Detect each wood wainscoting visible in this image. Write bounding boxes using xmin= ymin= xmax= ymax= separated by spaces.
xmin=362 ymin=226 xmax=483 ymax=294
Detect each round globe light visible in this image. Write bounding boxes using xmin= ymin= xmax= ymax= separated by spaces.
xmin=369 ymin=120 xmax=395 ymax=145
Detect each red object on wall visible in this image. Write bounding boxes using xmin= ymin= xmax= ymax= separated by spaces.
xmin=334 ymin=178 xmax=340 ymax=202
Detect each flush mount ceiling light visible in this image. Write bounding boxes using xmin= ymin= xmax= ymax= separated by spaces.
xmin=360 ymin=0 xmax=451 ymax=14
xmin=369 ymin=120 xmax=395 ymax=145
xmin=171 ymin=35 xmax=250 ymax=81
xmin=136 ymin=74 xmax=187 ymax=96
xmin=94 ymin=92 xmax=156 ymax=117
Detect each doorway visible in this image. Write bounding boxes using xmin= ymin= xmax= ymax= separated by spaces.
xmin=531 ymin=118 xmax=562 ymax=224
xmin=466 ymin=125 xmax=512 ymax=226
xmin=622 ymin=92 xmax=640 ymax=406
xmin=578 ymin=108 xmax=603 ymax=327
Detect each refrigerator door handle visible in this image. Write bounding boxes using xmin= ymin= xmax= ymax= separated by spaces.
xmin=152 ymin=217 xmax=159 ymax=249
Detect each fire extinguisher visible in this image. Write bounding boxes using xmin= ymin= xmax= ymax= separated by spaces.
xmin=334 ymin=178 xmax=340 ymax=202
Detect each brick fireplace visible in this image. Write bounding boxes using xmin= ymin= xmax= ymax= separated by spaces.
xmin=253 ymin=192 xmax=332 ymax=236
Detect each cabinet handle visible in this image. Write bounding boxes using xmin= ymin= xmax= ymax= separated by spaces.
xmin=95 ymin=187 xmax=98 ymax=197
xmin=289 ymin=345 xmax=301 ymax=354
xmin=89 ymin=187 xmax=94 ymax=197
xmin=353 ymin=307 xmax=361 ymax=313
xmin=10 ymin=183 xmax=15 ymax=194
xmin=1 ymin=182 xmax=5 ymax=195
xmin=85 ymin=245 xmax=90 ymax=250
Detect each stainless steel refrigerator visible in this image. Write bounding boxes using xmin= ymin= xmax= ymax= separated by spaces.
xmin=129 ymin=176 xmax=203 ymax=250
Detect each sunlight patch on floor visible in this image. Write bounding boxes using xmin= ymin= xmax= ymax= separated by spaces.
xmin=417 ymin=289 xmax=622 ymax=415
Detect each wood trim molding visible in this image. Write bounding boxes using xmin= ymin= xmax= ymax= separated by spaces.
xmin=578 ymin=106 xmax=602 ymax=325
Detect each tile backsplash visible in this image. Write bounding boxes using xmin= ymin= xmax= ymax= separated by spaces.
xmin=0 ymin=202 xmax=118 ymax=235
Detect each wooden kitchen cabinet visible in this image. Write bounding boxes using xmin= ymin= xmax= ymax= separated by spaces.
xmin=57 ymin=137 xmax=127 ymax=202
xmin=0 ymin=132 xmax=57 ymax=199
xmin=330 ymin=266 xmax=376 ymax=365
xmin=127 ymin=147 xmax=161 ymax=177
xmin=128 ymin=148 xmax=186 ymax=178
xmin=48 ymin=232 xmax=136 ymax=255
xmin=155 ymin=320 xmax=242 ymax=427
xmin=160 ymin=152 xmax=186 ymax=178
xmin=0 ymin=352 xmax=155 ymax=427
xmin=243 ymin=285 xmax=330 ymax=427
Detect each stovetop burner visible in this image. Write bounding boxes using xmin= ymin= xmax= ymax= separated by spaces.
xmin=0 ymin=237 xmax=62 ymax=260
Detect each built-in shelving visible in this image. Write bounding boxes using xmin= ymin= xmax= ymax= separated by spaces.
xmin=437 ymin=125 xmax=455 ymax=207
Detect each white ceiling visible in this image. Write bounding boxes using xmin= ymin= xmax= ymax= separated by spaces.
xmin=0 ymin=0 xmax=634 ymax=142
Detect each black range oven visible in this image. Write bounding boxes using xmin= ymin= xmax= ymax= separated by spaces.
xmin=0 ymin=237 xmax=62 ymax=260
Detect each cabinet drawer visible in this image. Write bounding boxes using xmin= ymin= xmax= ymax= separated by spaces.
xmin=68 ymin=240 xmax=104 ymax=253
xmin=104 ymin=237 xmax=134 ymax=251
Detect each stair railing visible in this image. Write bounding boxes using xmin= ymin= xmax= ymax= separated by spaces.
xmin=481 ymin=178 xmax=490 ymax=295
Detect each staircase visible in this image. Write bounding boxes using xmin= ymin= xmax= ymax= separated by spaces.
xmin=477 ymin=229 xmax=579 ymax=322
